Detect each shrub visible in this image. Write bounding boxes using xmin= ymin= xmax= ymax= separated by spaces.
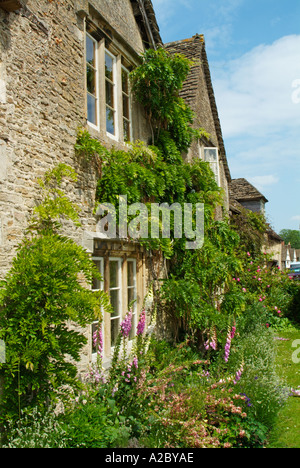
xmin=61 ymin=395 xmax=131 ymax=448
xmin=1 ymin=407 xmax=68 ymax=448
xmin=232 ymin=320 xmax=288 ymax=428
xmin=0 ymin=165 xmax=111 ymax=422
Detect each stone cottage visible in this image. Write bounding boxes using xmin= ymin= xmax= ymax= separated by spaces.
xmin=165 ymin=35 xmax=231 ymax=214
xmin=0 ymin=0 xmax=230 ymax=370
xmin=229 ymin=178 xmax=282 ymax=267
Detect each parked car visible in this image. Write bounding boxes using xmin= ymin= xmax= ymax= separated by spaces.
xmin=289 ymin=263 xmax=300 ymax=280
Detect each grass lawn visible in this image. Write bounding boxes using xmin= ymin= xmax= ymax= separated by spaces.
xmin=267 ymin=327 xmax=300 ymax=448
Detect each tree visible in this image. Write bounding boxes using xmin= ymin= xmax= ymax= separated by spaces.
xmin=279 ymin=229 xmax=300 ymax=249
xmin=0 ymin=164 xmax=111 ymax=421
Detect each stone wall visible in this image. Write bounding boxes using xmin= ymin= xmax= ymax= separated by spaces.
xmin=0 ymin=0 xmax=151 ymax=280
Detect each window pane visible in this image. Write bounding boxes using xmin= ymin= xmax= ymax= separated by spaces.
xmin=110 ymin=289 xmax=120 ymax=318
xmin=87 ymin=94 xmax=97 ymax=125
xmin=106 ymin=107 xmax=115 ymax=135
xmin=123 ymin=94 xmax=129 ymax=120
xmin=128 ymin=287 xmax=135 ymax=308
xmin=92 ymin=260 xmax=102 ymax=290
xmin=106 ymin=81 xmax=114 ymax=108
xmin=110 ymin=261 xmax=119 ymax=288
xmin=111 ymin=318 xmax=120 ymax=347
xmin=87 ymin=65 xmax=96 ymax=94
xmin=127 ymin=261 xmax=134 ymax=287
xmin=86 ymin=35 xmax=95 ymax=66
xmin=105 ymin=53 xmax=114 ymax=81
xmin=123 ymin=119 xmax=130 ymax=141
xmin=204 ymin=148 xmax=218 ymax=162
xmin=122 ymin=68 xmax=129 ymax=94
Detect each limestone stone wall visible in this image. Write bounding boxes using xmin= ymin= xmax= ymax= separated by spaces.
xmin=0 ymin=0 xmax=150 ymax=279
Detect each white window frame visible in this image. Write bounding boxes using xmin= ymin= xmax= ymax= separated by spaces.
xmin=203 ymin=147 xmax=220 ymax=186
xmin=86 ymin=33 xmax=100 ymax=131
xmin=105 ymin=49 xmax=119 ymax=141
xmin=85 ymin=23 xmax=133 ymax=143
xmin=91 ymin=257 xmax=104 ymax=361
xmin=90 ymin=255 xmax=138 ymax=357
xmin=109 ymin=257 xmax=123 ymax=348
xmin=121 ymin=64 xmax=132 ymax=142
xmin=127 ymin=259 xmax=137 ymax=341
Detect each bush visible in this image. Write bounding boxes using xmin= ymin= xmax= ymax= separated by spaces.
xmin=0 ymin=164 xmax=111 ymax=422
xmin=1 ymin=407 xmax=68 ymax=448
xmin=61 ymin=395 xmax=131 ymax=448
xmin=137 ymin=339 xmax=268 ymax=448
xmin=233 ymin=317 xmax=288 ymax=428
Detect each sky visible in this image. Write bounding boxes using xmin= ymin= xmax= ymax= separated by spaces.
xmin=151 ymin=0 xmax=300 ymax=234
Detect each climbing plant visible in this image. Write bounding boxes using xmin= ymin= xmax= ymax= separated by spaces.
xmin=75 ymin=48 xmax=240 ymax=341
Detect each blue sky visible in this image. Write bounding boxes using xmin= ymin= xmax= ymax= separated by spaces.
xmin=152 ymin=0 xmax=300 ymax=234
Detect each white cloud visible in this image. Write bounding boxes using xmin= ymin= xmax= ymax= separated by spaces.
xmin=291 ymin=215 xmax=300 ymax=222
xmin=214 ymin=35 xmax=300 ymax=139
xmin=248 ymin=175 xmax=279 ymax=192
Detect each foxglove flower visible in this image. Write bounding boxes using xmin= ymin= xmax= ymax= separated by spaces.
xmin=120 ymin=310 xmax=133 ymax=338
xmin=137 ymin=309 xmax=146 ymax=336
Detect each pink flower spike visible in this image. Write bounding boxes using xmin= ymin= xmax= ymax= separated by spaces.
xmin=137 ymin=309 xmax=146 ymax=336
xmin=120 ymin=310 xmax=133 ymax=338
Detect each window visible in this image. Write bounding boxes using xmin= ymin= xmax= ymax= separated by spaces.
xmin=203 ymin=148 xmax=220 ymax=186
xmin=91 ymin=255 xmax=138 ymax=357
xmin=109 ymin=258 xmax=122 ymax=347
xmin=86 ymin=34 xmax=98 ymax=128
xmin=92 ymin=258 xmax=104 ymax=359
xmin=127 ymin=259 xmax=137 ymax=340
xmin=122 ymin=66 xmax=132 ymax=141
xmin=105 ymin=50 xmax=117 ymax=138
xmin=85 ymin=25 xmax=133 ymax=142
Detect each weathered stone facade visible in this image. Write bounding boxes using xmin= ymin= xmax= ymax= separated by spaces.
xmin=0 ymin=0 xmax=160 ymax=279
xmin=0 ymin=0 xmax=231 ymax=372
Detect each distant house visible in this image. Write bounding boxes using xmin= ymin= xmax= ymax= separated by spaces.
xmin=281 ymin=243 xmax=299 ymax=270
xmin=229 ymin=178 xmax=282 ymax=267
xmin=229 ymin=178 xmax=268 ymax=215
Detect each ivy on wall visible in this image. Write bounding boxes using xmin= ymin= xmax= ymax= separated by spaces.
xmin=75 ymin=48 xmax=239 ymax=341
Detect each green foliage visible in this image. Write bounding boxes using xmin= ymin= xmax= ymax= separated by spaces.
xmin=130 ymin=49 xmax=192 ymax=137
xmin=279 ymin=229 xmax=300 ymax=249
xmin=75 ymin=130 xmax=223 ymax=260
xmin=230 ymin=207 xmax=269 ymax=256
xmin=232 ymin=319 xmax=288 ymax=429
xmin=161 ymin=220 xmax=241 ymax=338
xmin=129 ymin=48 xmax=208 ymax=151
xmin=137 ymin=339 xmax=268 ymax=448
xmin=1 ymin=407 xmax=68 ymax=448
xmin=29 ymin=163 xmax=81 ymax=233
xmin=62 ymin=394 xmax=131 ymax=448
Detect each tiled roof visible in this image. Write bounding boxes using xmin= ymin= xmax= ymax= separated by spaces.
xmin=229 ymin=178 xmax=268 ymax=203
xmin=164 ymin=35 xmax=231 ymax=182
